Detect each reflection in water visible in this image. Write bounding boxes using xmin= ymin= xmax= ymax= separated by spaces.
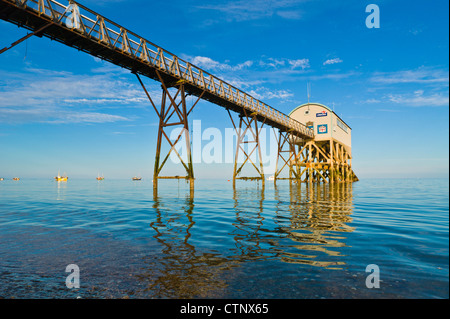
xmin=229 ymin=182 xmax=354 ymax=268
xmin=279 ymin=182 xmax=354 ymax=268
xmin=56 ymin=180 xmax=67 ymax=201
xmin=143 ymin=181 xmax=355 ymax=296
xmin=140 ymin=189 xmax=235 ymax=298
xmin=230 ymin=183 xmax=276 ymax=260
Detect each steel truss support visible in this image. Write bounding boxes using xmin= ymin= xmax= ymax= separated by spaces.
xmin=273 ymin=133 xmax=358 ymax=183
xmin=227 ymin=108 xmax=266 ymax=184
xmin=273 ymin=129 xmax=303 ymax=181
xmin=135 ymin=71 xmax=204 ymax=190
xmin=290 ymin=139 xmax=358 ymax=183
xmin=0 ymin=22 xmax=53 ymax=55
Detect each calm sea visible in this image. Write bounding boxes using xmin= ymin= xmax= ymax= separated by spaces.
xmin=0 ymin=178 xmax=448 ymax=299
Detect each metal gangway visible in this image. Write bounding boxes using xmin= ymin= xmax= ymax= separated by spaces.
xmin=0 ymin=0 xmax=315 ymax=183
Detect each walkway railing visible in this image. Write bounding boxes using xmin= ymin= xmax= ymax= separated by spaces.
xmin=1 ymin=0 xmax=314 ymax=138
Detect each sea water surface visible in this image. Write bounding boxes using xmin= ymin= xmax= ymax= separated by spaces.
xmin=0 ymin=178 xmax=448 ymax=299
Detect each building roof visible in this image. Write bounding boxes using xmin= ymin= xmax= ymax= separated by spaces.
xmin=288 ymin=102 xmax=352 ymax=130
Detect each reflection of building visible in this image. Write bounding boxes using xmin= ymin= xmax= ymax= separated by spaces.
xmin=230 ymin=182 xmax=354 ymax=269
xmin=279 ymin=182 xmax=355 ymax=268
xmin=141 ymin=180 xmax=355 ymax=298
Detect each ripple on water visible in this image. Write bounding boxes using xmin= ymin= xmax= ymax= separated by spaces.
xmin=0 ymin=178 xmax=448 ymax=298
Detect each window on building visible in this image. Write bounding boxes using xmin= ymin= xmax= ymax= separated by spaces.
xmin=336 ymin=118 xmax=348 ymax=133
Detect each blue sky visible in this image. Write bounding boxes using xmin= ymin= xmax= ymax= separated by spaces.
xmin=0 ymin=0 xmax=448 ymax=179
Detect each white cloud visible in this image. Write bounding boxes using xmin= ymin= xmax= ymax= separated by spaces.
xmin=388 ymin=91 xmax=449 ymax=107
xmin=0 ymin=71 xmax=147 ymax=107
xmin=0 ymin=106 xmax=130 ymax=124
xmin=176 ymin=54 xmax=355 ymax=104
xmin=247 ymin=87 xmax=294 ymax=100
xmin=276 ymin=10 xmax=303 ymax=19
xmin=196 ymin=0 xmax=307 ymax=22
xmin=45 ymin=112 xmax=130 ymax=124
xmin=180 ymin=55 xmax=307 ymax=102
xmin=363 ymin=98 xmax=381 ymax=104
xmin=259 ymin=57 xmax=310 ymax=70
xmin=370 ymin=67 xmax=449 ymax=84
xmin=288 ymin=58 xmax=310 ymax=69
xmin=259 ymin=58 xmax=286 ymax=68
xmin=301 ymin=71 xmax=357 ymax=81
xmin=187 ymin=56 xmax=253 ymax=72
xmin=181 ymin=55 xmax=313 ymax=90
xmin=376 ymin=108 xmax=401 ymax=113
xmin=323 ymin=58 xmax=343 ymax=66
xmin=366 ymin=67 xmax=449 ymax=108
xmin=225 ymin=78 xmax=265 ymax=90
xmin=0 ymin=67 xmax=150 ymax=124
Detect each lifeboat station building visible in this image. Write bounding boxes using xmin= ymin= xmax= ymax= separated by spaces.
xmin=286 ymin=103 xmax=358 ymax=183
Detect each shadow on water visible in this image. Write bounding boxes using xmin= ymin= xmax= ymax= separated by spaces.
xmin=141 ymin=181 xmax=355 ymax=298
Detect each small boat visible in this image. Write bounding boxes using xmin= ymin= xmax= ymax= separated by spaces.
xmin=0 ymin=178 xmax=4 ymax=181
xmin=12 ymin=177 xmax=20 ymax=181
xmin=55 ymin=171 xmax=68 ymax=182
xmin=132 ymin=176 xmax=142 ymax=181
xmin=96 ymin=173 xmax=104 ymax=181
xmin=266 ymin=175 xmax=275 ymax=181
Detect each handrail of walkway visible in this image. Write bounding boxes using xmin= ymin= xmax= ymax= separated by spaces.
xmin=1 ymin=0 xmax=315 ymax=138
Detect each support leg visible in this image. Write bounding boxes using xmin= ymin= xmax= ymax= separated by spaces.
xmin=136 ymin=72 xmax=204 ymax=188
xmin=227 ymin=109 xmax=266 ymax=183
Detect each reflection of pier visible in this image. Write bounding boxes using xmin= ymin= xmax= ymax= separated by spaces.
xmin=140 ymin=181 xmax=355 ymax=296
xmin=278 ymin=182 xmax=354 ymax=268
xmin=139 ymin=188 xmax=234 ymax=298
xmin=230 ymin=183 xmax=271 ymax=259
xmin=229 ymin=181 xmax=354 ymax=269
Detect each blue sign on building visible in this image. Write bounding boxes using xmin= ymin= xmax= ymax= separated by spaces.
xmin=317 ymin=124 xmax=328 ymax=134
